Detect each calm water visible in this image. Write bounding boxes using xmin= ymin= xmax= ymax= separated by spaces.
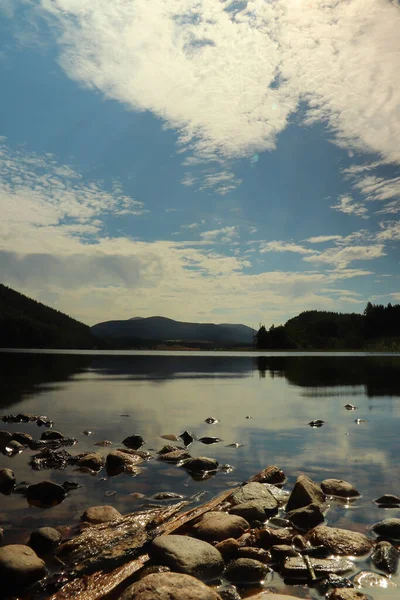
xmin=1 ymin=350 xmax=400 ymax=598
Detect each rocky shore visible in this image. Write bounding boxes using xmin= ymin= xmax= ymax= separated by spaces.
xmin=0 ymin=413 xmax=399 ymax=599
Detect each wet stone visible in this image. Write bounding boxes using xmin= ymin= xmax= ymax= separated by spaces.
xmin=375 ymin=494 xmax=400 ymax=506
xmin=182 ymin=457 xmax=219 ymax=473
xmin=353 ymin=570 xmax=397 ymax=588
xmin=327 ymin=591 xmax=368 ymax=600
xmin=158 ymin=450 xmax=191 ymax=463
xmin=29 ymin=527 xmax=62 ymax=555
xmin=76 ymin=452 xmax=104 ymax=471
xmin=371 ymin=540 xmax=399 ymax=574
xmin=307 ymin=525 xmax=372 ymax=556
xmin=29 ymin=448 xmax=74 ymax=470
xmin=250 ymin=465 xmax=286 ymax=485
xmin=0 ymin=544 xmax=46 ymax=590
xmin=122 ymin=434 xmax=145 ymax=449
xmin=283 ymin=556 xmax=355 ymax=578
xmin=198 ymin=437 xmax=222 ymax=445
xmin=224 ymin=557 xmax=270 ymax=584
xmin=40 ymin=430 xmax=65 ymax=440
xmin=179 ymin=431 xmax=195 ymax=447
xmin=217 ymin=584 xmax=241 ymax=600
xmin=193 ymin=511 xmax=249 ymax=542
xmin=236 ymin=547 xmax=269 ymax=563
xmin=6 ymin=440 xmax=24 ymax=454
xmin=230 ymin=483 xmax=278 ymax=515
xmin=215 ymin=538 xmax=240 ymax=560
xmin=269 ymin=544 xmax=298 ymax=563
xmin=286 ymin=502 xmax=325 ymax=531
xmin=321 ymin=479 xmax=360 ymax=498
xmin=158 ymin=444 xmax=185 ymax=455
xmin=138 ymin=565 xmax=171 ymax=579
xmin=152 ymin=492 xmax=185 ymax=500
xmin=372 ymin=518 xmax=400 ymax=541
xmin=26 ymin=481 xmax=66 ymax=508
xmin=106 ymin=450 xmax=143 ymax=475
xmin=11 ymin=432 xmax=33 ymax=446
xmin=257 ymin=527 xmax=294 ymax=548
xmin=81 ymin=505 xmax=122 ymax=524
xmin=119 ymin=572 xmax=222 ymax=600
xmin=0 ymin=430 xmax=12 ymax=446
xmin=0 ymin=467 xmax=16 ymax=492
xmin=150 ymin=534 xmax=224 ymax=580
xmin=285 ymin=474 xmax=325 ymax=512
xmin=230 ymin=500 xmax=276 ymax=523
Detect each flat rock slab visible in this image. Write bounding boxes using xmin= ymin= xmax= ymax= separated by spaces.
xmin=119 ymin=572 xmax=222 ymax=600
xmin=285 ymin=474 xmax=325 ymax=512
xmin=82 ymin=505 xmax=122 ymax=525
xmin=283 ymin=556 xmax=355 ymax=577
xmin=150 ymin=535 xmax=224 ymax=580
xmin=372 ymin=518 xmax=400 ymax=541
xmin=321 ymin=479 xmax=360 ymax=498
xmin=0 ymin=544 xmax=46 ymax=589
xmin=193 ymin=511 xmax=249 ymax=542
xmin=307 ymin=525 xmax=372 ymax=556
xmin=230 ymin=483 xmax=278 ymax=514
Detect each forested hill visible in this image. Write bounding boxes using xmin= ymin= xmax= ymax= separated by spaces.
xmin=0 ymin=284 xmax=94 ymax=349
xmin=256 ymin=302 xmax=400 ymax=350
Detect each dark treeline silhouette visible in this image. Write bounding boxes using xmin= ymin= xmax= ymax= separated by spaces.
xmin=256 ymin=303 xmax=400 ymax=350
xmin=0 ymin=284 xmax=94 ymax=349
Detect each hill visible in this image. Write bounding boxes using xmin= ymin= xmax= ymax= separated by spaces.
xmin=0 ymin=284 xmax=94 ymax=349
xmin=91 ymin=316 xmax=255 ymax=348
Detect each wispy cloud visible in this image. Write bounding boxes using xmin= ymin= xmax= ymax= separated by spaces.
xmin=260 ymin=241 xmax=314 ymax=255
xmin=200 ymin=226 xmax=238 ymax=243
xmin=331 ymin=195 xmax=368 ymax=218
xmin=306 ymin=235 xmax=343 ymax=244
xmin=304 ymin=245 xmax=386 ymax=269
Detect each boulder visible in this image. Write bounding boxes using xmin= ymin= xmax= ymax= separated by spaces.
xmin=76 ymin=452 xmax=104 ymax=471
xmin=286 ymin=503 xmax=324 ymax=531
xmin=307 ymin=525 xmax=372 ymax=556
xmin=182 ymin=457 xmax=219 ymax=473
xmin=372 ymin=518 xmax=400 ymax=541
xmin=224 ymin=558 xmax=270 ymax=584
xmin=193 ymin=512 xmax=249 ymax=542
xmin=29 ymin=527 xmax=62 ymax=555
xmin=321 ymin=479 xmax=360 ymax=498
xmin=0 ymin=544 xmax=46 ymax=589
xmin=26 ymin=481 xmax=66 ymax=508
xmin=118 ymin=572 xmax=222 ymax=600
xmin=285 ymin=474 xmax=325 ymax=512
xmin=81 ymin=505 xmax=122 ymax=525
xmin=150 ymin=535 xmax=224 ymax=580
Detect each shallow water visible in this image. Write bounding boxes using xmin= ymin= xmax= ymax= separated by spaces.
xmin=1 ymin=350 xmax=400 ymax=598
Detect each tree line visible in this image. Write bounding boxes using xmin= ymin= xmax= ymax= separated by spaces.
xmin=255 ymin=302 xmax=400 ymax=351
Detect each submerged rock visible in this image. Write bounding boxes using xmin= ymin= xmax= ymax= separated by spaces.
xmin=81 ymin=505 xmax=122 ymax=524
xmin=285 ymin=474 xmax=325 ymax=512
xmin=119 ymin=572 xmax=222 ymax=600
xmin=198 ymin=437 xmax=223 ymax=445
xmin=307 ymin=525 xmax=372 ymax=556
xmin=374 ymin=494 xmax=400 ymax=506
xmin=179 ymin=431 xmax=195 ymax=447
xmin=150 ymin=535 xmax=224 ymax=580
xmin=11 ymin=432 xmax=33 ymax=446
xmin=321 ymin=479 xmax=360 ymax=498
xmin=193 ymin=511 xmax=249 ymax=542
xmin=26 ymin=481 xmax=66 ymax=508
xmin=40 ymin=430 xmax=65 ymax=440
xmin=353 ymin=570 xmax=397 ymax=588
xmin=158 ymin=450 xmax=191 ymax=463
xmin=0 ymin=544 xmax=46 ymax=590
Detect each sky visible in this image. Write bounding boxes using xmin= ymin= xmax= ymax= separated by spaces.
xmin=0 ymin=0 xmax=399 ymax=328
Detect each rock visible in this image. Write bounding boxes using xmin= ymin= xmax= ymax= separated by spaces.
xmin=372 ymin=518 xmax=400 ymax=541
xmin=229 ymin=500 xmax=275 ymax=523
xmin=150 ymin=535 xmax=224 ymax=580
xmin=11 ymin=432 xmax=33 ymax=446
xmin=250 ymin=595 xmax=310 ymax=600
xmin=371 ymin=540 xmax=399 ymax=574
xmin=321 ymin=479 xmax=360 ymax=498
xmin=82 ymin=505 xmax=122 ymax=524
xmin=217 ymin=585 xmax=241 ymax=600
xmin=301 ymin=545 xmax=331 ymax=558
xmin=224 ymin=558 xmax=270 ymax=584
xmin=182 ymin=457 xmax=219 ymax=473
xmin=292 ymin=534 xmax=308 ymax=550
xmin=106 ymin=450 xmax=143 ymax=475
xmin=230 ymin=483 xmax=279 ymax=515
xmin=138 ymin=565 xmax=171 ymax=579
xmin=250 ymin=465 xmax=286 ymax=485
xmin=0 ymin=430 xmax=12 ymax=446
xmin=179 ymin=431 xmax=195 ymax=447
xmin=0 ymin=467 xmax=15 ymax=492
xmin=118 ymin=572 xmax=222 ymax=600
xmin=236 ymin=547 xmax=269 ymax=562
xmin=0 ymin=544 xmax=46 ymax=589
xmin=30 ymin=448 xmax=74 ymax=470
xmin=0 ymin=528 xmax=3 ymax=543
xmin=122 ymin=434 xmax=145 ymax=449
xmin=215 ymin=538 xmax=239 ymax=560
xmin=198 ymin=437 xmax=222 ymax=445
xmin=327 ymin=592 xmax=368 ymax=600
xmin=158 ymin=450 xmax=191 ymax=463
xmin=5 ymin=440 xmax=24 ymax=454
xmin=285 ymin=474 xmax=325 ymax=512
xmin=26 ymin=481 xmax=66 ymax=508
xmin=76 ymin=452 xmax=104 ymax=471
xmin=29 ymin=527 xmax=62 ymax=554
xmin=193 ymin=512 xmax=249 ymax=542
xmin=40 ymin=430 xmax=64 ymax=440
xmin=152 ymin=492 xmax=185 ymax=500
xmin=269 ymin=544 xmax=298 ymax=563
xmin=205 ymin=418 xmax=218 ymax=424
xmin=160 ymin=434 xmax=180 ymax=441
xmin=94 ymin=440 xmax=113 ymax=447
xmin=257 ymin=527 xmax=294 ymax=548
xmin=283 ymin=556 xmax=355 ymax=577
xmin=158 ymin=445 xmax=185 ymax=455
xmin=307 ymin=525 xmax=372 ymax=556
xmin=375 ymin=494 xmax=400 ymax=506
xmin=353 ymin=570 xmax=397 ymax=588
xmin=286 ymin=502 xmax=324 ymax=531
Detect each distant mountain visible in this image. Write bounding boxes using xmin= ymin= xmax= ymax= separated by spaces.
xmin=0 ymin=284 xmax=94 ymax=349
xmin=91 ymin=316 xmax=255 ymax=347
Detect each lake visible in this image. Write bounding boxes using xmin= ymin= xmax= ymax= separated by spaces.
xmin=1 ymin=350 xmax=400 ymax=598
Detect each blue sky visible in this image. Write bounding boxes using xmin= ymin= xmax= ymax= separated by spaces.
xmin=0 ymin=0 xmax=399 ymax=327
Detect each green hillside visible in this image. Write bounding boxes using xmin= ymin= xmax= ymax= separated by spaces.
xmin=0 ymin=284 xmax=94 ymax=349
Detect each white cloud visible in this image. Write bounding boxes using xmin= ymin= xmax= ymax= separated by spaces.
xmin=330 ymin=195 xmax=368 ymax=218
xmin=352 ymin=174 xmax=400 ymax=204
xmin=306 ymin=235 xmax=343 ymax=244
xmin=304 ymin=245 xmax=386 ymax=269
xmin=34 ymin=0 xmax=400 ymax=172
xmin=200 ymin=226 xmax=238 ymax=243
xmin=375 ymin=221 xmax=400 ymax=242
xmin=260 ymin=241 xmax=315 ymax=255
